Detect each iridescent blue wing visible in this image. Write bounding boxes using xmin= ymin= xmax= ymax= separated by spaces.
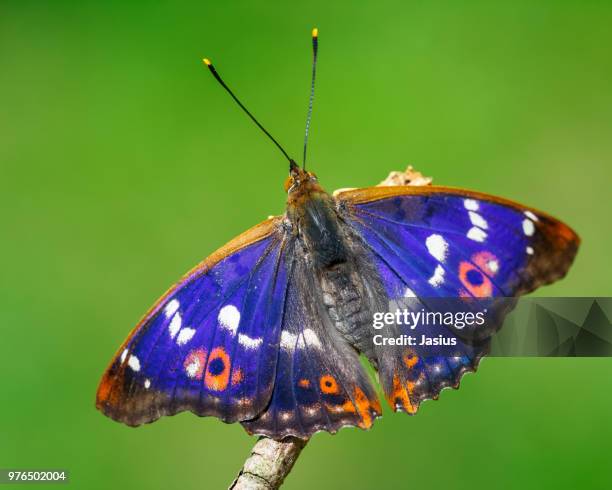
xmin=96 ymin=217 xmax=290 ymax=426
xmin=242 ymin=240 xmax=382 ymax=439
xmin=336 ymin=185 xmax=579 ymax=414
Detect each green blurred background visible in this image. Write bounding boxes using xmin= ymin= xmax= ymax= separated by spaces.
xmin=2 ymin=1 xmax=611 ymax=489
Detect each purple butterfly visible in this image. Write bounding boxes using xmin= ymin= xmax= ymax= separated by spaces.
xmin=96 ymin=30 xmax=579 ymax=439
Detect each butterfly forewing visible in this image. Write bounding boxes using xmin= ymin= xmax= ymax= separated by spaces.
xmin=338 ymin=186 xmax=578 ymax=296
xmin=96 ymin=218 xmax=289 ymax=426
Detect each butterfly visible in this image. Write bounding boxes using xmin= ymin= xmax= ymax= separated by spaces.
xmin=96 ymin=29 xmax=580 ymax=439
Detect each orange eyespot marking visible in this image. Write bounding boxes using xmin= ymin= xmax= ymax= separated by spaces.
xmin=403 ymin=352 xmax=419 ymax=369
xmin=184 ymin=348 xmax=207 ymax=380
xmin=472 ymin=251 xmax=500 ymax=277
xmin=386 ymin=374 xmax=417 ymax=414
xmin=231 ymin=368 xmax=243 ymax=386
xmin=459 ymin=261 xmax=493 ymax=298
xmin=320 ymin=375 xmax=339 ymax=394
xmin=298 ymin=378 xmax=310 ymax=389
xmin=204 ymin=347 xmax=231 ymax=392
xmin=354 ymin=387 xmax=375 ymax=428
xmin=284 ymin=176 xmax=294 ymax=192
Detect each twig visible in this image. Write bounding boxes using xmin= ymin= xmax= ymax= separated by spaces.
xmin=377 ymin=165 xmax=432 ymax=187
xmin=229 ymin=165 xmax=431 ymax=489
xmin=229 ymin=437 xmax=307 ymax=489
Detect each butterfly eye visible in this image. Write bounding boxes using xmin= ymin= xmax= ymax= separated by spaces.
xmin=308 ymin=172 xmax=318 ymax=183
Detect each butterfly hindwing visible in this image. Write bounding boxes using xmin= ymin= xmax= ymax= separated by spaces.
xmin=96 ymin=218 xmax=290 ymax=426
xmin=242 ymin=240 xmax=382 ymax=438
xmin=336 ymin=185 xmax=579 ymax=413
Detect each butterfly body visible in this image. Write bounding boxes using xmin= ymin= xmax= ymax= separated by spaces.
xmin=286 ymin=166 xmax=386 ymax=360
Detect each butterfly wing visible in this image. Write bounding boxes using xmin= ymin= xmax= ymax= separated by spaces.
xmin=336 ymin=185 xmax=579 ymax=413
xmin=339 ymin=185 xmax=579 ymax=297
xmin=96 ymin=217 xmax=291 ymax=426
xmin=242 ymin=238 xmax=382 ymax=439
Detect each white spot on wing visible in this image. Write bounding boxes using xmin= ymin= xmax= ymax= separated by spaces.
xmin=526 ymin=246 xmax=534 ymax=255
xmin=428 ymin=265 xmax=445 ymax=287
xmin=524 ymin=210 xmax=539 ymax=222
xmin=164 ymin=299 xmax=180 ymax=318
xmin=185 ymin=357 xmax=201 ymax=378
xmin=302 ymin=328 xmax=322 ymax=349
xmin=469 ymin=211 xmax=488 ymax=229
xmin=144 ymin=379 xmax=151 ymax=389
xmin=305 ymin=406 xmax=319 ymax=416
xmin=280 ymin=331 xmax=297 ymax=350
xmin=168 ymin=312 xmax=182 ymax=339
xmin=238 ymin=334 xmax=263 ymax=350
xmin=464 ymin=199 xmax=479 ymax=211
xmin=487 ymin=259 xmax=499 ymax=273
xmin=218 ymin=305 xmax=240 ymax=334
xmin=403 ymin=287 xmax=416 ymax=297
xmin=176 ymin=327 xmax=196 ymax=346
xmin=120 ymin=348 xmax=128 ymax=363
xmin=467 ymin=227 xmax=487 ymax=242
xmin=425 ymin=234 xmax=449 ymax=262
xmin=522 ymin=219 xmax=535 ymax=236
xmin=128 ymin=354 xmax=140 ymax=372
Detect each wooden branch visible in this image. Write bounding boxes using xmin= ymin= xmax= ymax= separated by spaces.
xmin=229 ymin=165 xmax=431 ymax=489
xmin=229 ymin=437 xmax=307 ymax=489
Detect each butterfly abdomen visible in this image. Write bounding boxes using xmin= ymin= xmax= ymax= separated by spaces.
xmin=320 ymin=265 xmax=374 ymax=353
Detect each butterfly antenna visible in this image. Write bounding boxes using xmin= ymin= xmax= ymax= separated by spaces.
xmin=202 ymin=58 xmax=297 ymax=170
xmin=302 ymin=27 xmax=319 ymax=171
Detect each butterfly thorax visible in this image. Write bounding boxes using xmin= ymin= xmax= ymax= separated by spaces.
xmin=286 ymin=169 xmax=347 ymax=268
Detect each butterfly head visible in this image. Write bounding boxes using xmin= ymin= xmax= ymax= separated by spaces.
xmin=285 ymin=160 xmax=323 ymax=200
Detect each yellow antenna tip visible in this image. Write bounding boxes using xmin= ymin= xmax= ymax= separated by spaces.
xmin=203 ymin=58 xmax=211 ymax=66
xmin=312 ymin=27 xmax=318 ymax=38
